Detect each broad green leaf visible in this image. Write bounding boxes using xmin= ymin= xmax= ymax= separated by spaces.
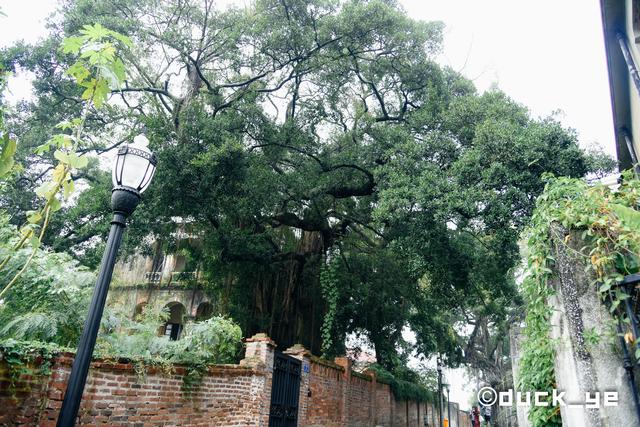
xmin=49 ymin=197 xmax=62 ymax=212
xmin=61 ymin=36 xmax=84 ymax=54
xmin=28 ymin=233 xmax=41 ymax=248
xmin=27 ymin=212 xmax=42 ymax=224
xmin=66 ymin=62 xmax=90 ymax=84
xmin=81 ymin=79 xmax=98 ymax=101
xmin=612 ymin=204 xmax=640 ymax=230
xmin=91 ymin=79 xmax=110 ymax=107
xmin=111 ymin=32 xmax=133 ymax=48
xmin=80 ymin=23 xmax=110 ymax=41
xmin=63 ymin=179 xmax=75 ymax=199
xmin=0 ymin=133 xmax=16 ymax=177
xmin=35 ymin=181 xmax=55 ymax=198
xmin=68 ymin=152 xmax=88 ymax=169
xmin=34 ymin=144 xmax=51 ymax=155
xmin=54 ymin=149 xmax=70 ymax=164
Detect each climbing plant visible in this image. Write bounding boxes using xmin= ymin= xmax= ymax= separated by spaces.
xmin=320 ymin=249 xmax=340 ymax=358
xmin=518 ymin=171 xmax=640 ymax=426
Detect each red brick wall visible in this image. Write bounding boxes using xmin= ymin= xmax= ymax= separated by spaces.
xmin=0 ymin=354 xmax=271 ymax=427
xmin=0 ymin=357 xmax=51 ymax=426
xmin=374 ymin=381 xmax=393 ymax=425
xmin=347 ymin=373 xmax=372 ymax=426
xmin=1 ymin=335 xmax=471 ymax=427
xmin=393 ymin=399 xmax=408 ymax=426
xmin=304 ymin=359 xmax=344 ymax=426
xmin=0 ymin=334 xmax=275 ymax=427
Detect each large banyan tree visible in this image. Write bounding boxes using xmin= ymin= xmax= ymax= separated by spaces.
xmin=1 ymin=0 xmax=612 ymax=370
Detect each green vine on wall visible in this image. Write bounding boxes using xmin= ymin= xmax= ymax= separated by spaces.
xmin=0 ymin=339 xmax=63 ymax=399
xmin=519 ymin=171 xmax=640 ymax=427
xmin=320 ymin=249 xmax=340 ymax=358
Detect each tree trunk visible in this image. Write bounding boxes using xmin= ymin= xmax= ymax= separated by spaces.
xmin=245 ymin=231 xmax=326 ymax=354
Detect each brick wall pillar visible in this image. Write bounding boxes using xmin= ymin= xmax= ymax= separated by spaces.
xmin=367 ymin=369 xmax=377 ymax=425
xmin=284 ymin=344 xmax=311 ymax=427
xmin=240 ymin=333 xmax=276 ymax=426
xmin=390 ymin=385 xmax=395 ymax=426
xmin=334 ymin=356 xmax=352 ymax=427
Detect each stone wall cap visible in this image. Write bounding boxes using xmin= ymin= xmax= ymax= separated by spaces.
xmin=309 ymin=355 xmax=345 ymax=371
xmin=284 ymin=343 xmax=311 ymax=357
xmin=243 ymin=333 xmax=276 ymax=347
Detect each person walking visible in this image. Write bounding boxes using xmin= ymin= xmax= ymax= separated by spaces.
xmin=471 ymin=406 xmax=481 ymax=427
xmin=480 ymin=403 xmax=492 ymax=426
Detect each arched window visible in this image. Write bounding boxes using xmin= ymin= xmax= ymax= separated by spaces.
xmin=162 ymin=302 xmax=186 ymax=340
xmin=195 ymin=302 xmax=214 ymax=321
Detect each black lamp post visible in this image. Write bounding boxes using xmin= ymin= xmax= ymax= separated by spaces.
xmin=57 ymin=136 xmax=156 ymax=427
xmin=437 ymin=357 xmax=443 ymax=427
xmin=443 ymin=383 xmax=450 ymax=425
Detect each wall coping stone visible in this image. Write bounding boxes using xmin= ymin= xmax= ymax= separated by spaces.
xmin=308 ymin=355 xmax=345 ymax=371
xmin=243 ymin=333 xmax=276 ymax=348
xmin=1 ymin=351 xmax=264 ymax=378
xmin=284 ymin=343 xmax=312 ymax=357
xmin=351 ymin=370 xmax=373 ymax=381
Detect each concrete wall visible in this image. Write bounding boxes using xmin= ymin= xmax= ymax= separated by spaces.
xmin=548 ymin=225 xmax=638 ymax=426
xmin=509 ymin=322 xmax=531 ymax=427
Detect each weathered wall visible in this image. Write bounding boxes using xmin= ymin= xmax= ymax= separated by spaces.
xmin=109 ymin=285 xmax=213 ymax=320
xmin=374 ymin=380 xmax=393 ymax=425
xmin=548 ymin=225 xmax=639 ymax=426
xmin=509 ymin=322 xmax=531 ymax=427
xmin=303 ymin=357 xmax=344 ymax=426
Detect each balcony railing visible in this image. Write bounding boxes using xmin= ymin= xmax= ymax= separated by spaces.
xmin=144 ymin=271 xmax=163 ymax=283
xmin=143 ymin=271 xmax=199 ymax=285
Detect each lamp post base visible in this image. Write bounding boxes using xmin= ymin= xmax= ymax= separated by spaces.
xmin=56 ymin=190 xmax=140 ymax=427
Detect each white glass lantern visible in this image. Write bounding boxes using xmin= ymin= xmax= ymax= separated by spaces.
xmin=112 ymin=135 xmax=157 ymax=194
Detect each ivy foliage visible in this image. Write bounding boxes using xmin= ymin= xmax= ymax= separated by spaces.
xmin=320 ymin=250 xmax=341 ymax=358
xmin=519 ymin=171 xmax=640 ymax=427
xmin=100 ymin=305 xmax=242 ymax=390
xmin=367 ymin=363 xmax=436 ymax=402
xmin=0 ymin=339 xmax=65 ymax=395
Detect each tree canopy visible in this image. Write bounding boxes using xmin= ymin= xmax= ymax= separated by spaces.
xmin=0 ymin=0 xmax=612 ymax=373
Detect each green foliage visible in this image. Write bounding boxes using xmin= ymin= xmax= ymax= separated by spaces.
xmin=0 ymin=339 xmax=64 ymax=394
xmin=98 ymin=304 xmax=242 ymax=372
xmin=0 ymin=23 xmax=132 ymax=301
xmin=98 ymin=304 xmax=242 ymax=390
xmin=519 ymin=171 xmax=640 ymax=426
xmin=0 ymin=214 xmax=95 ymax=347
xmin=367 ymin=363 xmax=436 ymax=402
xmin=0 ymin=133 xmax=16 ymax=179
xmin=320 ymin=250 xmax=340 ymax=358
xmin=1 ymin=0 xmax=615 ymax=371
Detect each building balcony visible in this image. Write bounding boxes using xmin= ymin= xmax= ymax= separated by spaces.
xmin=143 ymin=270 xmax=200 ymax=285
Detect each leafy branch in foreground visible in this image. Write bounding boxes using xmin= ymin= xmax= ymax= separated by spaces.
xmin=0 ymin=24 xmax=131 ymax=300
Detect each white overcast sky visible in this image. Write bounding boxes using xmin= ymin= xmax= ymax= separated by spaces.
xmin=0 ymin=0 xmax=616 ymax=409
